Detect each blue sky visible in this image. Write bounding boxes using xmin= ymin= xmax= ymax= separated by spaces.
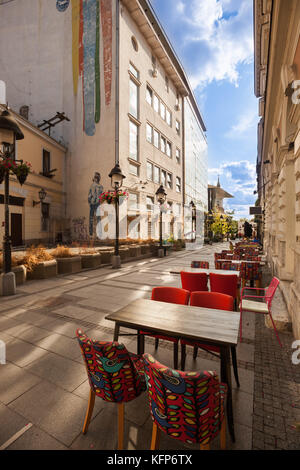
xmin=149 ymin=0 xmax=258 ymax=219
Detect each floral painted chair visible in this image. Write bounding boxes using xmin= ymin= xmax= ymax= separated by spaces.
xmin=191 ymin=261 xmax=209 ymax=269
xmin=143 ymin=354 xmax=227 ymax=450
xmin=76 ymin=329 xmax=146 ymax=449
xmin=240 ymin=262 xmax=262 ymax=288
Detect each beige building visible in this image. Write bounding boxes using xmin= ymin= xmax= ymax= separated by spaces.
xmin=208 ymin=177 xmax=233 ymax=214
xmin=0 ymin=0 xmax=207 ymax=243
xmin=254 ymin=0 xmax=300 ymax=338
xmin=0 ymin=105 xmax=67 ymax=246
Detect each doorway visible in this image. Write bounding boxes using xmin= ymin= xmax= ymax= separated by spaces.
xmin=11 ymin=213 xmax=23 ymax=247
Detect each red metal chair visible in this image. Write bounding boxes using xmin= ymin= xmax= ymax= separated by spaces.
xmin=191 ymin=261 xmax=209 ymax=269
xmin=180 ymin=271 xmax=208 ymax=292
xmin=180 ymin=292 xmax=240 ymax=387
xmin=239 ymin=277 xmax=282 ymax=347
xmin=139 ymin=287 xmax=190 ymax=369
xmin=143 ymin=354 xmax=227 ymax=450
xmin=76 ymin=329 xmax=146 ymax=449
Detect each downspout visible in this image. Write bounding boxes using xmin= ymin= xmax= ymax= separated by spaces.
xmin=115 ymin=0 xmax=120 ymax=164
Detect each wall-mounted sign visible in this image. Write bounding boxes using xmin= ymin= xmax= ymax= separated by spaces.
xmin=249 ymin=206 xmax=262 ymax=215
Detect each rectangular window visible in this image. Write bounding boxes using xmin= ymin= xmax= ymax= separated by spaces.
xmin=147 ymin=161 xmax=153 ymax=181
xmin=167 ymin=173 xmax=172 ymax=189
xmin=146 ymin=123 xmax=153 ymax=143
xmin=166 ymin=141 xmax=172 ymax=158
xmin=129 ymin=63 xmax=139 ymax=79
xmin=160 ymin=102 xmax=166 ymax=120
xmin=129 ymin=78 xmax=138 ymax=119
xmin=146 ymin=196 xmax=154 ymax=211
xmin=165 ymin=76 xmax=169 ymax=92
xmin=153 ymin=94 xmax=159 ymax=113
xmin=43 ymin=149 xmax=51 ymax=176
xmin=176 ymin=120 xmax=180 ymax=135
xmin=41 ymin=202 xmax=50 ymax=232
xmin=146 ymin=85 xmax=153 ymax=106
xmin=161 ymin=170 xmax=166 ymax=187
xmin=129 ymin=162 xmax=139 ymax=176
xmin=128 ymin=193 xmax=139 ymax=211
xmin=166 ymin=108 xmax=171 ymax=126
xmin=129 ymin=121 xmax=138 ymax=161
xmin=160 ymin=136 xmax=166 ymax=153
xmin=153 ymin=129 xmax=159 ymax=148
xmin=176 ymin=148 xmax=180 ymax=163
xmin=154 ymin=166 xmax=160 ymax=184
xmin=176 ymin=176 xmax=181 ymax=193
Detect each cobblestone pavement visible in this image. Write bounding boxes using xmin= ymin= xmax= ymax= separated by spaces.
xmin=0 ymin=242 xmax=299 ymax=451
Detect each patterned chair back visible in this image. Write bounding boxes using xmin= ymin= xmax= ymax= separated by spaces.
xmin=265 ymin=277 xmax=280 ymax=306
xmin=191 ymin=261 xmax=209 ymax=269
xmin=240 ymin=262 xmax=261 ymax=281
xmin=214 ymin=253 xmax=223 ymax=261
xmin=142 ymin=354 xmax=227 ymax=445
xmin=76 ymin=329 xmax=145 ymax=403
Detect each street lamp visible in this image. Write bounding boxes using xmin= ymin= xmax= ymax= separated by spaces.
xmin=32 ymin=188 xmax=47 ymax=207
xmin=189 ymin=200 xmax=196 ymax=242
xmin=0 ymin=108 xmax=25 ymax=296
xmin=108 ymin=163 xmax=125 ymax=269
xmin=155 ymin=184 xmax=167 ymax=256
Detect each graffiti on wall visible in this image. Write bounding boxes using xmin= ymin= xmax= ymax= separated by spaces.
xmin=72 ymin=216 xmax=88 ymax=241
xmin=57 ymin=0 xmax=112 ymax=136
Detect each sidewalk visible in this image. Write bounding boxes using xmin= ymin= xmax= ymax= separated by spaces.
xmin=0 ymin=242 xmax=299 ymax=450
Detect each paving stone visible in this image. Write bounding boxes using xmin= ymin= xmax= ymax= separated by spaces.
xmin=6 ymin=338 xmax=49 ymax=367
xmin=6 ymin=425 xmax=68 ymax=450
xmin=35 ymin=333 xmax=82 ymax=361
xmin=0 ymin=362 xmax=42 ymax=405
xmin=0 ymin=403 xmax=30 ymax=447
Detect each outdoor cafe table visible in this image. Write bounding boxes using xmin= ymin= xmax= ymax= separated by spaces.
xmin=168 ymin=267 xmax=240 ymax=276
xmin=105 ymin=298 xmax=241 ymax=443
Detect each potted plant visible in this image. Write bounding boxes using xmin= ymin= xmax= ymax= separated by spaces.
xmin=99 ymin=190 xmax=128 ymax=205
xmin=12 ymin=161 xmax=32 ymax=185
xmin=21 ymin=245 xmax=57 ymax=280
xmin=0 ymin=159 xmax=17 ymax=184
xmin=52 ymin=245 xmax=82 ymax=274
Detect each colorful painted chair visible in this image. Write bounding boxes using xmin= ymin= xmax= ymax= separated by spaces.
xmin=240 ymin=262 xmax=262 ymax=288
xmin=139 ymin=287 xmax=190 ymax=370
xmin=76 ymin=329 xmax=146 ymax=449
xmin=239 ymin=277 xmax=282 ymax=347
xmin=191 ymin=261 xmax=209 ymax=269
xmin=143 ymin=354 xmax=227 ymax=450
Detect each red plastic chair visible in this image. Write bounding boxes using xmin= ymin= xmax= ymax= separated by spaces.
xmin=240 ymin=277 xmax=282 ymax=347
xmin=209 ymin=272 xmax=238 ymax=298
xmin=180 ymin=292 xmax=240 ymax=387
xmin=143 ymin=354 xmax=227 ymax=450
xmin=180 ymin=271 xmax=208 ymax=292
xmin=139 ymin=287 xmax=190 ymax=369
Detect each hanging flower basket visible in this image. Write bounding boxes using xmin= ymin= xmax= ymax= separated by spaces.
xmin=0 ymin=159 xmax=17 ymax=184
xmin=12 ymin=161 xmax=32 ymax=186
xmin=99 ymin=190 xmax=128 ymax=205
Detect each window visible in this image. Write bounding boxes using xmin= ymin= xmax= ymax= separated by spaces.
xmin=129 ymin=121 xmax=138 ymax=161
xmin=41 ymin=202 xmax=50 ymax=232
xmin=167 ymin=173 xmax=172 ymax=189
xmin=154 ymin=166 xmax=160 ymax=183
xmin=167 ymin=201 xmax=173 ymax=213
xmin=176 ymin=120 xmax=180 ymax=135
xmin=129 ymin=62 xmax=139 ymax=79
xmin=146 ymin=123 xmax=153 ymax=143
xmin=129 ymin=78 xmax=138 ymax=119
xmin=129 ymin=162 xmax=139 ymax=176
xmin=176 ymin=176 xmax=181 ymax=193
xmin=153 ymin=129 xmax=159 ymax=148
xmin=161 ymin=170 xmax=166 ymax=187
xmin=166 ymin=108 xmax=171 ymax=126
xmin=160 ymin=136 xmax=166 ymax=153
xmin=153 ymin=94 xmax=159 ymax=113
xmin=43 ymin=150 xmax=51 ymax=177
xmin=128 ymin=193 xmax=139 ymax=211
xmin=146 ymin=86 xmax=153 ymax=106
xmin=131 ymin=36 xmax=138 ymax=52
xmin=147 ymin=161 xmax=153 ymax=181
xmin=165 ymin=76 xmax=169 ymax=92
xmin=166 ymin=141 xmax=172 ymax=158
xmin=160 ymin=102 xmax=166 ymax=120
xmin=146 ymin=196 xmax=154 ymax=211
xmin=176 ymin=148 xmax=180 ymax=164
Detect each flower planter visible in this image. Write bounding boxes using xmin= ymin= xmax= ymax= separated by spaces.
xmin=81 ymin=253 xmax=102 ymax=269
xmin=27 ymin=260 xmax=58 ymax=280
xmin=128 ymin=245 xmax=141 ymax=257
xmin=56 ymin=256 xmax=82 ymax=274
xmin=119 ymin=247 xmax=130 ymax=261
xmin=12 ymin=265 xmax=26 ymax=285
xmin=140 ymin=244 xmax=151 ymax=255
xmin=98 ymin=250 xmax=114 ymax=264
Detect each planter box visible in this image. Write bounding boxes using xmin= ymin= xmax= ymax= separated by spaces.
xmin=128 ymin=245 xmax=142 ymax=257
xmin=119 ymin=247 xmax=130 ymax=260
xmin=81 ymin=253 xmax=102 ymax=269
xmin=12 ymin=265 xmax=26 ymax=285
xmin=56 ymin=256 xmax=82 ymax=274
xmin=140 ymin=244 xmax=151 ymax=255
xmin=27 ymin=260 xmax=57 ymax=280
xmin=98 ymin=250 xmax=114 ymax=264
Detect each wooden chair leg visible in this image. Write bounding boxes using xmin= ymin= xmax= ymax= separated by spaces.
xmin=220 ymin=416 xmax=226 ymax=450
xmin=118 ymin=402 xmax=125 ymax=450
xmin=150 ymin=422 xmax=160 ymax=450
xmin=173 ymin=342 xmax=178 ymax=370
xmin=155 ymin=338 xmax=159 ymax=350
xmin=181 ymin=343 xmax=186 ymax=371
xmin=200 ymin=442 xmax=210 ymax=450
xmin=82 ymin=389 xmax=96 ymax=434
xmin=193 ymin=345 xmax=198 ymax=360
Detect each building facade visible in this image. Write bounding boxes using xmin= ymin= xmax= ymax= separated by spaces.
xmin=254 ymin=0 xmax=300 ymax=338
xmin=0 ymin=0 xmax=207 ymax=243
xmin=208 ymin=177 xmax=233 ymax=214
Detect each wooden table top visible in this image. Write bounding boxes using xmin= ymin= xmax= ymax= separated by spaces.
xmin=105 ymin=298 xmax=240 ymax=347
xmin=218 ymin=259 xmax=265 ymax=265
xmin=168 ymin=267 xmax=240 ymax=276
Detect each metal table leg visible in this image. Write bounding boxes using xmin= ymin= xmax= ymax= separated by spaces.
xmin=220 ymin=346 xmax=235 ymax=442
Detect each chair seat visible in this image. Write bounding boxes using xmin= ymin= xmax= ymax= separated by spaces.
xmin=240 ymin=299 xmax=269 ymax=313
xmin=181 ymin=338 xmax=220 ymax=353
xmin=139 ymin=330 xmax=178 ymax=343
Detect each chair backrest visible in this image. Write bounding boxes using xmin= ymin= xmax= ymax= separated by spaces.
xmin=240 ymin=262 xmax=261 ymax=281
xmin=142 ymin=354 xmax=226 ymax=445
xmin=151 ymin=287 xmax=190 ymax=305
xmin=180 ymin=271 xmax=208 ymax=293
xmin=76 ymin=329 xmax=145 ymax=403
xmin=190 ymin=291 xmax=234 ymax=311
xmin=209 ymin=272 xmax=238 ymax=298
xmin=191 ymin=261 xmax=209 ymax=269
xmin=265 ymin=277 xmax=280 ymax=305
xmin=214 ymin=253 xmax=223 ymax=261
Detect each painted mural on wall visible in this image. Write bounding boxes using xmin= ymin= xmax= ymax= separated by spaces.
xmin=88 ymin=172 xmax=104 ymax=238
xmin=57 ymin=0 xmax=112 ymax=136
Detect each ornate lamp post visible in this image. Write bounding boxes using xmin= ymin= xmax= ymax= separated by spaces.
xmin=109 ymin=163 xmax=125 ymax=269
xmin=189 ymin=200 xmax=196 ymax=242
xmin=0 ymin=109 xmax=25 ymax=296
xmin=155 ymin=184 xmax=167 ymax=257
xmin=32 ymin=188 xmax=47 ymax=207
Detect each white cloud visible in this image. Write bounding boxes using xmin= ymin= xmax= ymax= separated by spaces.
xmin=225 ymin=108 xmax=258 ymax=138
